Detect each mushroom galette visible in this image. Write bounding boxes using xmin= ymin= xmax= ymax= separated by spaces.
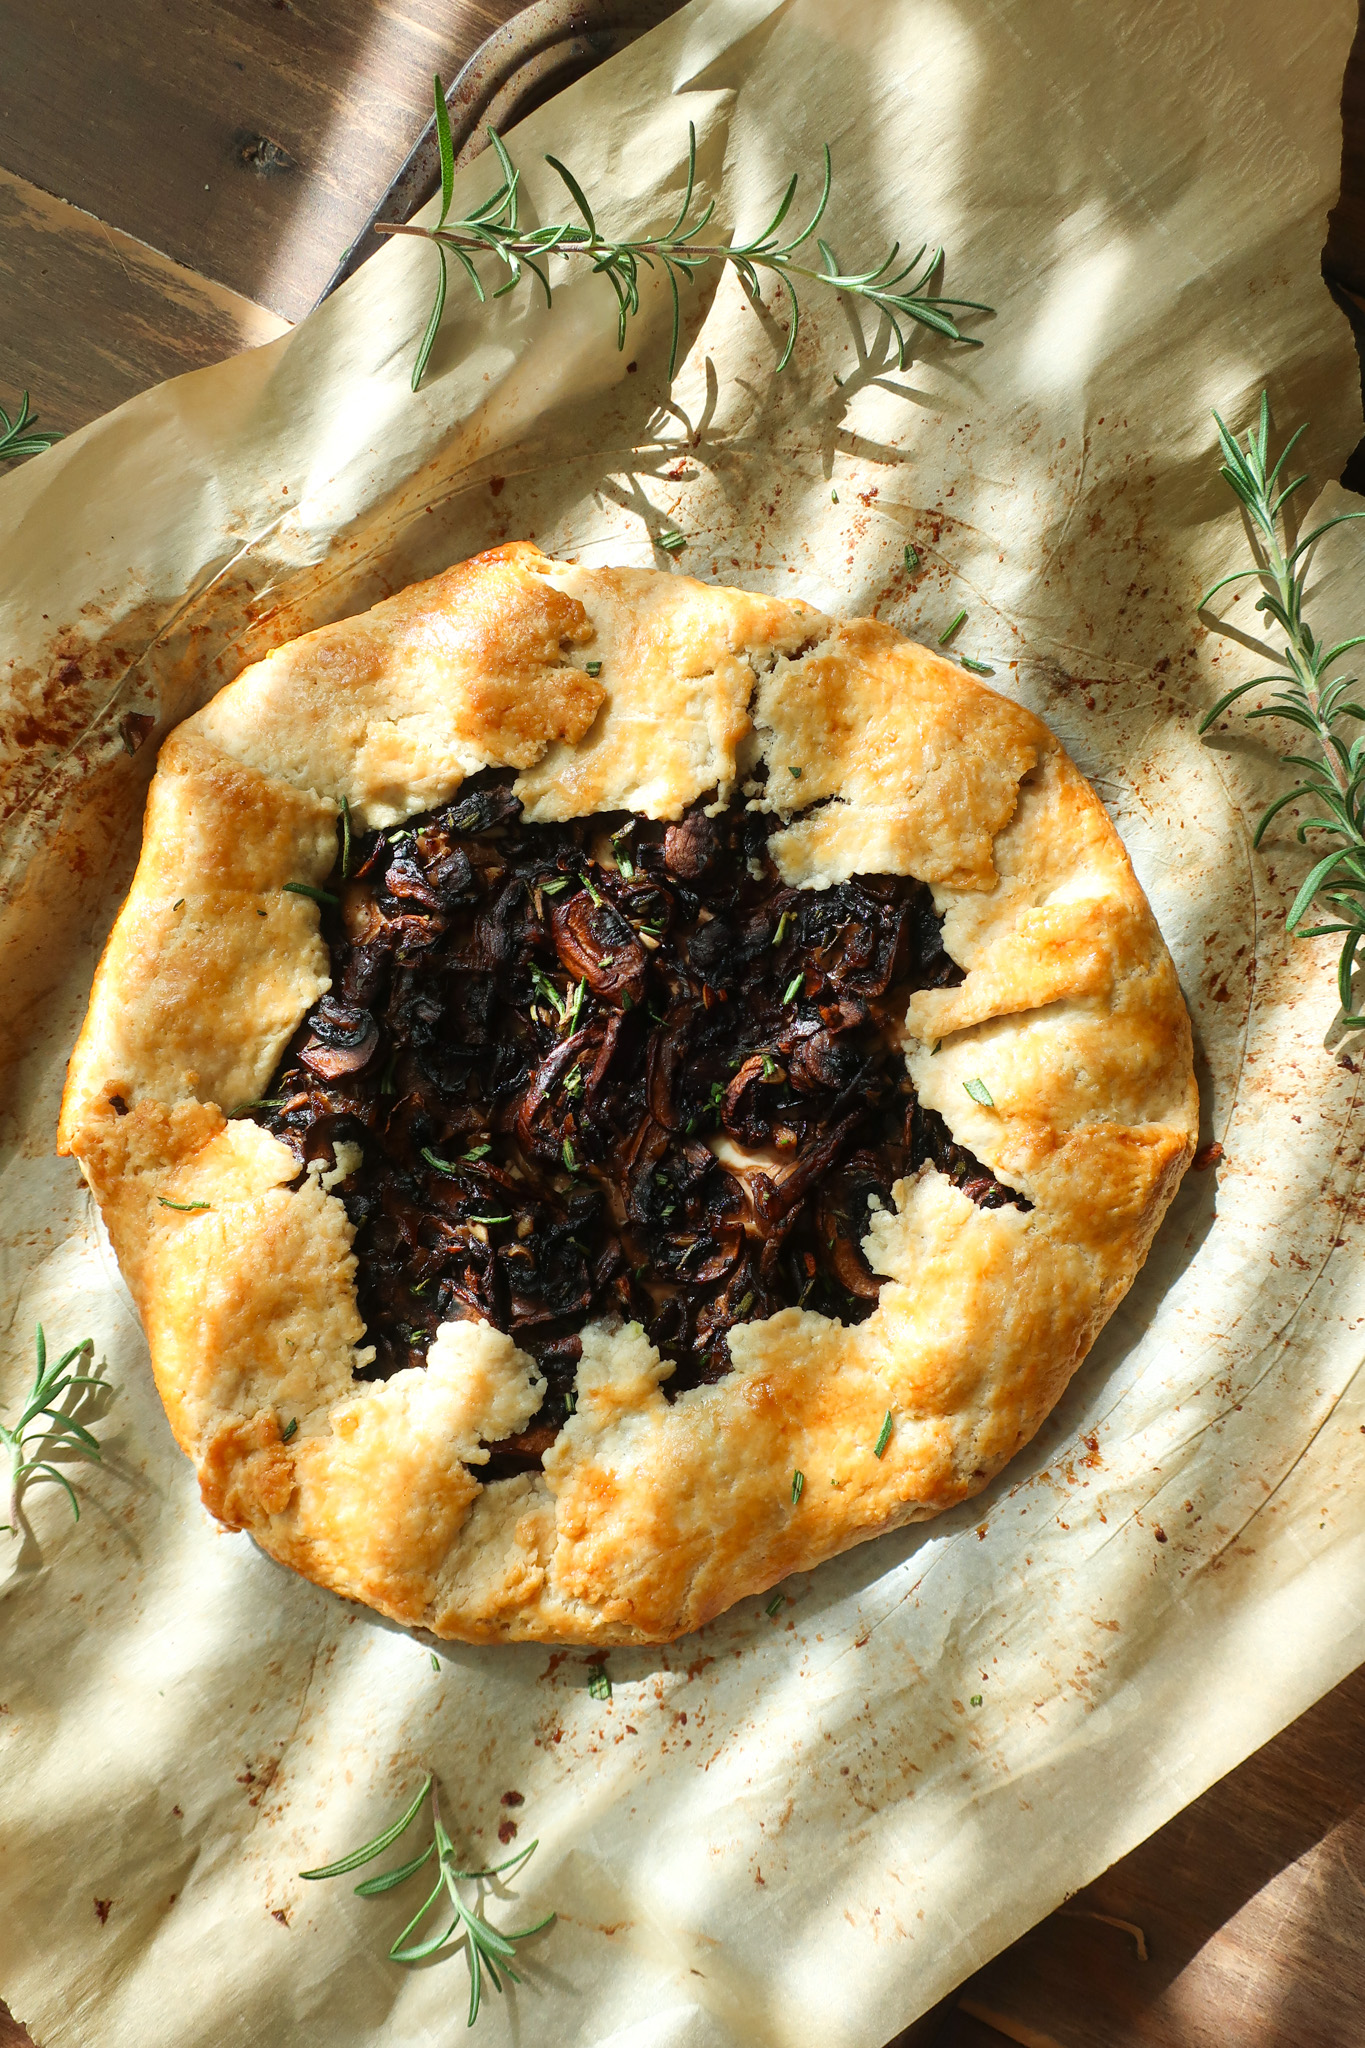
xmin=58 ymin=544 xmax=1197 ymax=1643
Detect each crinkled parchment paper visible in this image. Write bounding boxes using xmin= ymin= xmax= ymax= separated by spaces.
xmin=3 ymin=2 xmax=1364 ymax=2043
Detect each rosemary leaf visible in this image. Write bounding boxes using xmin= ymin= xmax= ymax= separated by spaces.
xmin=283 ymin=881 xmax=340 ymax=907
xmin=1200 ymin=392 xmax=1365 ymax=1029
xmin=791 ymin=1469 xmax=804 ymax=1506
xmin=158 ymin=1196 xmax=211 ymax=1212
xmin=657 ymin=529 xmax=687 ymax=553
xmin=1 ymin=1326 xmax=105 ymax=1534
xmin=962 ymin=1077 xmax=994 ymax=1107
xmin=378 ymin=98 xmax=988 ymax=392
xmin=0 ymin=391 xmax=62 ymax=465
xmin=939 ymin=608 xmax=967 ymax=646
xmin=873 ymin=1411 xmax=893 ymax=1458
xmin=587 ymin=1664 xmax=611 ymax=1701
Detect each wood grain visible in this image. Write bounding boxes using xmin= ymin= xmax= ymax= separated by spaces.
xmin=0 ymin=164 xmax=288 ymax=440
xmin=0 ymin=0 xmax=524 ymax=323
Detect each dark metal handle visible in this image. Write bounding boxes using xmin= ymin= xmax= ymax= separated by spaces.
xmin=313 ymin=0 xmax=685 ymax=310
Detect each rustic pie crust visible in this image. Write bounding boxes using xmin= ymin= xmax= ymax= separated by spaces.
xmin=58 ymin=543 xmax=1197 ymax=1645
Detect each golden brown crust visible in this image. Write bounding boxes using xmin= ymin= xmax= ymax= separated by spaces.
xmin=59 ymin=544 xmax=1198 ymax=1644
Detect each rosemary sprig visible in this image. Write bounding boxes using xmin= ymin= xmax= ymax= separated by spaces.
xmin=300 ymin=1775 xmax=552 ymax=2028
xmin=1 ymin=1326 xmax=105 ymax=1532
xmin=0 ymin=391 xmax=61 ymax=465
xmin=380 ymin=80 xmax=989 ymax=391
xmin=1199 ymin=393 xmax=1365 ymax=1025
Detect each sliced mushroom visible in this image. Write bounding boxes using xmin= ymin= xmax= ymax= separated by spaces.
xmin=551 ymin=890 xmax=647 ymax=1007
xmin=298 ymin=1003 xmax=379 ymax=1078
xmin=663 ymin=809 xmax=720 ymax=879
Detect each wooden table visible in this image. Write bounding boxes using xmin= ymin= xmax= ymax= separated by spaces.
xmin=3 ymin=4 xmax=1364 ymax=2043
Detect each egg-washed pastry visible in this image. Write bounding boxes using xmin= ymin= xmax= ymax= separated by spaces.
xmin=58 ymin=543 xmax=1197 ymax=1644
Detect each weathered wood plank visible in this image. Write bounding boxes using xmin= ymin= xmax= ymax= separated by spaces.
xmin=930 ymin=1660 xmax=1365 ymax=2048
xmin=0 ymin=165 xmax=288 ymax=438
xmin=0 ymin=0 xmax=525 ymax=322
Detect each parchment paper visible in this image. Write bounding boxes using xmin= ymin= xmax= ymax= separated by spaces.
xmin=2 ymin=2 xmax=1364 ymax=2043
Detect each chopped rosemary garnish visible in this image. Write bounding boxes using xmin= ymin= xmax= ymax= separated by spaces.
xmin=765 ymin=1592 xmax=784 ymax=1617
xmin=431 ymin=1652 xmax=441 ymax=1672
xmin=2 ymin=1326 xmax=104 ymax=1533
xmin=772 ymin=911 xmax=792 ymax=948
xmin=788 ymin=764 xmax=802 ymax=778
xmin=464 ymin=1142 xmax=492 ymax=1159
xmin=283 ymin=881 xmax=340 ymax=907
xmin=873 ymin=1411 xmax=893 ymax=1458
xmin=790 ymin=1470 xmax=805 ymax=1505
xmin=782 ymin=971 xmax=803 ymax=1004
xmin=541 ymin=876 xmax=571 ymax=895
xmin=300 ymin=1775 xmax=553 ymax=2027
xmin=585 ymin=660 xmax=603 ymax=678
xmin=562 ymin=1139 xmax=577 ymax=1171
xmin=228 ymin=1097 xmax=285 ymax=1118
xmin=1199 ymin=392 xmax=1365 ymax=1026
xmin=281 ymin=1417 xmax=299 ymax=1443
xmin=587 ymin=1664 xmax=611 ymax=1701
xmin=157 ymin=1196 xmax=211 ymax=1212
xmin=339 ymin=795 xmax=353 ymax=877
xmin=831 ymin=488 xmax=839 ymax=504
xmin=0 ymin=390 xmax=61 ymax=465
xmin=468 ymin=1214 xmax=512 ymax=1226
xmin=939 ymin=608 xmax=967 ymax=646
xmin=532 ymin=966 xmax=567 ymax=1019
xmin=382 ymin=90 xmax=988 ymax=391
xmin=421 ymin=1147 xmax=460 ymax=1174
xmin=580 ymin=871 xmax=602 ymax=906
xmin=962 ymin=1077 xmax=994 ymax=1107
xmin=904 ymin=543 xmax=920 ymax=573
xmin=959 ymin=655 xmax=994 ymax=677
xmin=172 ymin=897 xmax=185 ymax=910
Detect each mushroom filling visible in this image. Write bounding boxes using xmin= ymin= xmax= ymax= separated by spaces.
xmin=250 ymin=772 xmax=1028 ymax=1474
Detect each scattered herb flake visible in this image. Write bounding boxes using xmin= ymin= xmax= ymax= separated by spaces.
xmin=772 ymin=911 xmax=792 ymax=948
xmin=939 ymin=608 xmax=967 ymax=646
xmin=791 ymin=1470 xmax=804 ymax=1506
xmin=904 ymin=543 xmax=920 ymax=573
xmin=421 ymin=1147 xmax=460 ymax=1173
xmin=229 ymin=1097 xmax=284 ymax=1118
xmin=970 ymin=1694 xmax=983 ymax=1707
xmin=765 ymin=1592 xmax=784 ymax=1617
xmin=782 ymin=972 xmax=803 ymax=1004
xmin=562 ymin=1139 xmax=577 ymax=1171
xmin=464 ymin=1142 xmax=492 ymax=1159
xmin=431 ymin=1652 xmax=441 ymax=1671
xmin=281 ymin=1417 xmax=299 ymax=1443
xmin=580 ymin=872 xmax=602 ymax=906
xmin=959 ymin=655 xmax=995 ymax=676
xmin=469 ymin=1214 xmax=512 ymax=1225
xmin=339 ymin=795 xmax=353 ymax=876
xmin=587 ymin=1664 xmax=611 ymax=1701
xmin=585 ymin=660 xmax=602 ymax=678
xmin=657 ymin=529 xmax=687 ymax=553
xmin=831 ymin=488 xmax=839 ymax=503
xmin=963 ymin=1077 xmax=995 ymax=1107
xmin=157 ymin=1196 xmax=210 ymax=1212
xmin=788 ymin=764 xmax=802 ymax=778
xmin=172 ymin=897 xmax=185 ymax=910
xmin=874 ymin=1411 xmax=893 ymax=1458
